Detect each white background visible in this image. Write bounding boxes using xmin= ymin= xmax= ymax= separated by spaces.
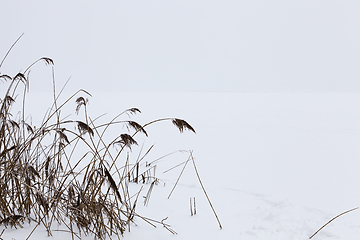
xmin=1 ymin=1 xmax=360 ymax=239
xmin=1 ymin=0 xmax=360 ymax=93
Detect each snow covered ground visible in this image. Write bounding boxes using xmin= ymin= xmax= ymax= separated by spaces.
xmin=2 ymin=92 xmax=360 ymax=239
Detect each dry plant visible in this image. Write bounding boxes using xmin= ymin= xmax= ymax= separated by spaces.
xmin=309 ymin=207 xmax=358 ymax=239
xmin=165 ymin=150 xmax=222 ymax=229
xmin=190 ymin=197 xmax=196 ymax=216
xmin=0 ymin=36 xmax=196 ymax=239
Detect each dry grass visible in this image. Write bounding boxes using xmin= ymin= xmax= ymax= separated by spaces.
xmin=309 ymin=207 xmax=358 ymax=239
xmin=0 ymin=36 xmax=197 ymax=239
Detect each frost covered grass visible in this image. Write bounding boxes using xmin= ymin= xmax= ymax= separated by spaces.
xmin=0 ymin=37 xmax=198 ymax=239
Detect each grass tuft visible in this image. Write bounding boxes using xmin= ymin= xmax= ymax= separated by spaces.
xmin=0 ymin=36 xmax=201 ymax=239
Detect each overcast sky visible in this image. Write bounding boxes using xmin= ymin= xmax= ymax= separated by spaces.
xmin=1 ymin=0 xmax=360 ymax=92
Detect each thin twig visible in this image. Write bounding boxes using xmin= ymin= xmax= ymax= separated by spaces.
xmin=167 ymin=155 xmax=191 ymax=199
xmin=161 ymin=217 xmax=177 ymax=235
xmin=194 ymin=197 xmax=196 ymax=215
xmin=190 ymin=151 xmax=222 ymax=229
xmin=0 ymin=33 xmax=24 ymax=69
xmin=190 ymin=198 xmax=193 ymax=216
xmin=309 ymin=207 xmax=358 ymax=239
xmin=163 ymin=159 xmax=188 ymax=173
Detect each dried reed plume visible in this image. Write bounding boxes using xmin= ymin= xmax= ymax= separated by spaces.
xmin=172 ymin=118 xmax=196 ymax=133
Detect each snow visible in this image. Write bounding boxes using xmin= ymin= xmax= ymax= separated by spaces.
xmin=1 ymin=92 xmax=360 ymax=239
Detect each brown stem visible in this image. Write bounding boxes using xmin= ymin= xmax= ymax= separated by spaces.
xmin=190 ymin=151 xmax=222 ymax=229
xmin=309 ymin=207 xmax=358 ymax=239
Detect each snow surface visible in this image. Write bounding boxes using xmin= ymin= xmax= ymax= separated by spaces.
xmin=2 ymin=92 xmax=360 ymax=239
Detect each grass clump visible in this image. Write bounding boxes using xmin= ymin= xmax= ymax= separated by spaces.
xmin=0 ymin=36 xmax=195 ymax=239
